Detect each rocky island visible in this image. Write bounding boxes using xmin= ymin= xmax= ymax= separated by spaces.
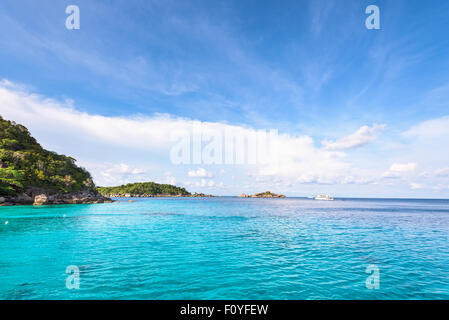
xmin=238 ymin=191 xmax=286 ymax=198
xmin=191 ymin=192 xmax=215 ymax=198
xmin=0 ymin=116 xmax=112 ymax=206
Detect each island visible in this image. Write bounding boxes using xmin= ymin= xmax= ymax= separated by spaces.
xmin=97 ymin=182 xmax=215 ymax=198
xmin=0 ymin=116 xmax=112 ymax=206
xmin=238 ymin=191 xmax=286 ymax=198
xmin=191 ymin=192 xmax=215 ymax=198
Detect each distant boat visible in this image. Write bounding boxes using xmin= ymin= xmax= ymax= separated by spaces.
xmin=314 ymin=195 xmax=334 ymax=201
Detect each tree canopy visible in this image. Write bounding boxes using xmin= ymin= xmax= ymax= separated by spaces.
xmin=97 ymin=182 xmax=190 ymax=196
xmin=0 ymin=115 xmax=95 ymax=195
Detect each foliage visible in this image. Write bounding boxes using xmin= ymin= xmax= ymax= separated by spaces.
xmin=0 ymin=115 xmax=95 ymax=195
xmin=97 ymin=182 xmax=190 ymax=196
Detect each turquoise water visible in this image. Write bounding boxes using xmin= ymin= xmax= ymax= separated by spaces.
xmin=0 ymin=197 xmax=448 ymax=299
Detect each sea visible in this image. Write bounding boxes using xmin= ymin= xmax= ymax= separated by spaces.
xmin=0 ymin=197 xmax=448 ymax=299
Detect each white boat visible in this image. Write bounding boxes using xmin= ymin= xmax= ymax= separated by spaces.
xmin=314 ymin=195 xmax=334 ymax=201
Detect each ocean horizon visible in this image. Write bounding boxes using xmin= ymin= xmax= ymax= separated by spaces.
xmin=1 ymin=197 xmax=448 ymax=300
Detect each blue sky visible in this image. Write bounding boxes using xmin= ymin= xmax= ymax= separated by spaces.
xmin=1 ymin=0 xmax=449 ymax=197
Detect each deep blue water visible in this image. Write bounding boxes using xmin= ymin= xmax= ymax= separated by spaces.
xmin=0 ymin=197 xmax=448 ymax=299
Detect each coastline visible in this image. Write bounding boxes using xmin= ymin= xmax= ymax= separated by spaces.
xmin=0 ymin=188 xmax=113 ymax=206
xmin=5 ymin=193 xmax=447 ymax=207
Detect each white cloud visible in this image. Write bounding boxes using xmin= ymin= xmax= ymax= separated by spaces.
xmin=162 ymin=171 xmax=177 ymax=185
xmin=3 ymin=79 xmax=442 ymax=196
xmin=398 ymin=116 xmax=449 ymax=171
xmin=382 ymin=162 xmax=417 ymax=178
xmin=389 ymin=162 xmax=417 ymax=172
xmin=79 ymin=162 xmax=148 ymax=186
xmin=0 ymin=80 xmax=197 ymax=152
xmin=404 ymin=116 xmax=449 ymax=139
xmin=188 ymin=167 xmax=213 ymax=178
xmin=409 ymin=182 xmax=423 ymax=190
xmin=432 ymin=184 xmax=449 ymax=191
xmin=192 ymin=179 xmax=215 ymax=188
xmin=0 ymin=80 xmax=367 ymax=188
xmin=322 ymin=124 xmax=386 ymax=150
xmin=435 ymin=167 xmax=449 ymax=177
xmin=165 ymin=175 xmax=176 ymax=185
xmin=255 ymin=134 xmax=369 ymax=185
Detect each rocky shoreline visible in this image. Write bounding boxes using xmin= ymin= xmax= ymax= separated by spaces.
xmin=0 ymin=188 xmax=113 ymax=206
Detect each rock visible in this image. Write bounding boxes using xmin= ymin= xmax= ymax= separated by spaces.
xmin=191 ymin=192 xmax=214 ymax=197
xmin=33 ymin=194 xmax=48 ymax=205
xmin=1 ymin=202 xmax=14 ymax=206
xmin=1 ymin=188 xmax=113 ymax=207
xmin=16 ymin=193 xmax=33 ymax=204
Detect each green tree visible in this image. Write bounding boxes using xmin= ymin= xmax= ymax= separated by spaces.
xmin=0 ymin=115 xmax=96 ymax=195
xmin=97 ymin=182 xmax=190 ymax=196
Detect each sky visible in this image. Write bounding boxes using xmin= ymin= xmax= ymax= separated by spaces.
xmin=1 ymin=0 xmax=449 ymax=198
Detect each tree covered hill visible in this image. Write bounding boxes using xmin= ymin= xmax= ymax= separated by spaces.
xmin=97 ymin=182 xmax=191 ymax=197
xmin=0 ymin=115 xmax=95 ymax=196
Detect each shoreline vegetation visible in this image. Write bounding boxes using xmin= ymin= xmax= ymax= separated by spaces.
xmin=97 ymin=182 xmax=214 ymax=198
xmin=0 ymin=115 xmax=112 ymax=206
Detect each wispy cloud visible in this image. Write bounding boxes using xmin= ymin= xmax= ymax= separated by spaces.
xmin=322 ymin=124 xmax=386 ymax=150
xmin=382 ymin=162 xmax=417 ymax=179
xmin=404 ymin=116 xmax=449 ymax=139
xmin=188 ymin=167 xmax=214 ymax=178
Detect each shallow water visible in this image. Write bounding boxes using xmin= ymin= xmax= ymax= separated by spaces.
xmin=0 ymin=197 xmax=448 ymax=299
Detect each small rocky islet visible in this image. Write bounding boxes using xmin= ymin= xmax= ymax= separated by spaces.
xmin=238 ymin=191 xmax=286 ymax=198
